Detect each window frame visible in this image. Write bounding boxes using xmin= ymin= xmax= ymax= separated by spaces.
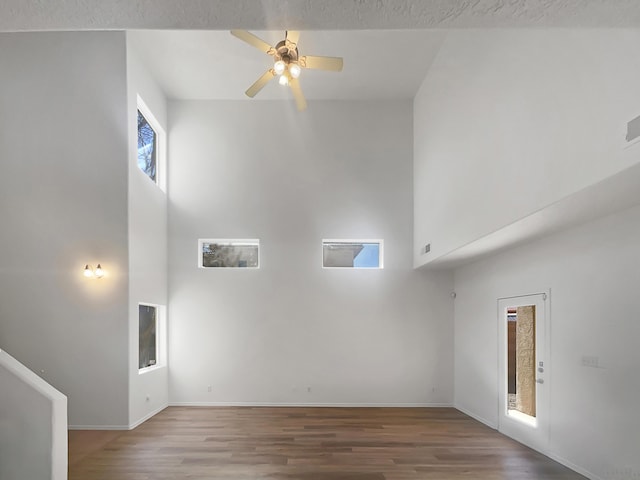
xmin=321 ymin=239 xmax=384 ymax=269
xmin=198 ymin=238 xmax=261 ymax=269
xmin=138 ymin=303 xmax=165 ymax=374
xmin=136 ymin=95 xmax=166 ymax=191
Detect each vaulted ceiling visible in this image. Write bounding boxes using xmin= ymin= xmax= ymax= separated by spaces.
xmin=128 ymin=29 xmax=445 ymax=100
xmin=4 ymin=1 xmax=639 ymax=102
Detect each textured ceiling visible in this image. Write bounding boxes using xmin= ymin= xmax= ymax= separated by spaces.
xmin=7 ymin=0 xmax=640 ymax=101
xmin=128 ymin=30 xmax=445 ymax=100
xmin=2 ymin=0 xmax=640 ymax=31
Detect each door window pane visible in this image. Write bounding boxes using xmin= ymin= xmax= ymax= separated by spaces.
xmin=506 ymin=305 xmax=536 ymax=418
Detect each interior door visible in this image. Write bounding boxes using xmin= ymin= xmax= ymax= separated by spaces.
xmin=497 ymin=293 xmax=549 ymax=453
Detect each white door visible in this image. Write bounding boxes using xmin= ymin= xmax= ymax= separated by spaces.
xmin=497 ymin=293 xmax=549 ymax=453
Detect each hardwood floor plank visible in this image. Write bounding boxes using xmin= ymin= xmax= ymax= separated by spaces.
xmin=69 ymin=407 xmax=586 ymax=480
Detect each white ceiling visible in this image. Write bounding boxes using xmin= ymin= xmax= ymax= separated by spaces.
xmin=128 ymin=30 xmax=445 ymax=100
xmin=6 ymin=0 xmax=640 ymax=101
xmin=3 ymin=0 xmax=640 ymax=30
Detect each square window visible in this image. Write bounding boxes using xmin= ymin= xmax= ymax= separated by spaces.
xmin=139 ymin=304 xmax=157 ymax=370
xmin=137 ymin=109 xmax=157 ymax=183
xmin=199 ymin=239 xmax=260 ymax=268
xmin=322 ymin=240 xmax=383 ymax=268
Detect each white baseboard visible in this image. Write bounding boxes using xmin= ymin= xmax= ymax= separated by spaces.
xmin=453 ymin=405 xmax=601 ymax=480
xmin=454 ymin=404 xmax=498 ymax=429
xmin=68 ymin=424 xmax=129 ymax=430
xmin=169 ymin=402 xmax=453 ymax=408
xmin=128 ymin=404 xmax=168 ymax=430
xmin=68 ymin=403 xmax=451 ymax=429
xmin=68 ymin=404 xmax=169 ymax=431
xmin=546 ymin=452 xmax=601 ymax=480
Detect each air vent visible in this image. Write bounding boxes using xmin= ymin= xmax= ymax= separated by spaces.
xmin=626 ymin=114 xmax=640 ymax=142
xmin=422 ymin=243 xmax=431 ymax=254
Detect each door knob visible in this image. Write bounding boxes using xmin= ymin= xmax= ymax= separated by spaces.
xmin=536 ymin=379 xmax=544 ymax=384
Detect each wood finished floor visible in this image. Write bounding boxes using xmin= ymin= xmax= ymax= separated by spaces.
xmin=69 ymin=407 xmax=586 ymax=480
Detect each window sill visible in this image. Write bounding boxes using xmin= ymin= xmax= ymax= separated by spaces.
xmin=138 ymin=365 xmax=165 ymax=375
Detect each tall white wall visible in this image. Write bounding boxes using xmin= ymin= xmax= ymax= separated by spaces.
xmin=126 ymin=39 xmax=169 ymax=427
xmin=0 ymin=32 xmax=130 ymax=427
xmin=414 ymin=30 xmax=640 ymax=267
xmin=168 ymin=100 xmax=454 ymax=406
xmin=453 ymin=205 xmax=640 ymax=479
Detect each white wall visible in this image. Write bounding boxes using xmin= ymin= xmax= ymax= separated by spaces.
xmin=414 ymin=30 xmax=640 ymax=267
xmin=126 ymin=38 xmax=169 ymax=427
xmin=168 ymin=100 xmax=454 ymax=406
xmin=0 ymin=349 xmax=67 ymax=480
xmin=0 ymin=32 xmax=130 ymax=427
xmin=453 ymin=204 xmax=640 ymax=479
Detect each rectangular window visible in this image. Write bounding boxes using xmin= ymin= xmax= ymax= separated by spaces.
xmin=136 ymin=95 xmax=165 ymax=190
xmin=139 ymin=304 xmax=158 ymax=370
xmin=199 ymin=239 xmax=260 ymax=268
xmin=322 ymin=239 xmax=383 ymax=268
xmin=137 ymin=109 xmax=157 ymax=183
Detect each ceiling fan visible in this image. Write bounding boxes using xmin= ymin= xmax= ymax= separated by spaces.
xmin=230 ymin=30 xmax=344 ymax=111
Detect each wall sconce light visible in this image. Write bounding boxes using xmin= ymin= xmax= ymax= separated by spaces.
xmin=94 ymin=264 xmax=104 ymax=278
xmin=83 ymin=264 xmax=105 ymax=279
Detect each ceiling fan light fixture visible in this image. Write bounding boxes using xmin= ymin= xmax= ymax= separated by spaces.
xmin=278 ymin=74 xmax=289 ymax=86
xmin=274 ymin=60 xmax=286 ymax=75
xmin=289 ymin=63 xmax=301 ymax=79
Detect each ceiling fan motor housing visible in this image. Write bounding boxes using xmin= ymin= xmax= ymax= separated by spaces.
xmin=275 ymin=39 xmax=299 ymax=64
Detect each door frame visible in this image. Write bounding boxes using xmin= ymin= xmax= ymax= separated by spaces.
xmin=497 ymin=291 xmax=550 ymax=454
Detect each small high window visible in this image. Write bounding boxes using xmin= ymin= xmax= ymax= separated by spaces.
xmin=137 ymin=109 xmax=157 ymax=183
xmin=199 ymin=239 xmax=260 ymax=268
xmin=139 ymin=304 xmax=158 ymax=370
xmin=322 ymin=240 xmax=383 ymax=268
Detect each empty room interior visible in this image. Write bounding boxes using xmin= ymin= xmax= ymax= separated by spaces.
xmin=1 ymin=1 xmax=640 ymax=479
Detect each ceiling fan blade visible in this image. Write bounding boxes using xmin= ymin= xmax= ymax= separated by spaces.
xmin=289 ymin=78 xmax=307 ymax=112
xmin=285 ymin=30 xmax=300 ymax=47
xmin=300 ymin=55 xmax=343 ymax=72
xmin=245 ymin=69 xmax=276 ymax=98
xmin=230 ymin=30 xmax=275 ymax=54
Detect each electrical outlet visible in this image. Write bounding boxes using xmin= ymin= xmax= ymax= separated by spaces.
xmin=605 ymin=467 xmax=640 ymax=479
xmin=307 ymin=386 xmax=312 ymax=393
xmin=581 ymin=355 xmax=599 ymax=368
xmin=145 ymin=394 xmax=150 ymax=402
xmin=207 ymin=385 xmax=212 ymax=393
